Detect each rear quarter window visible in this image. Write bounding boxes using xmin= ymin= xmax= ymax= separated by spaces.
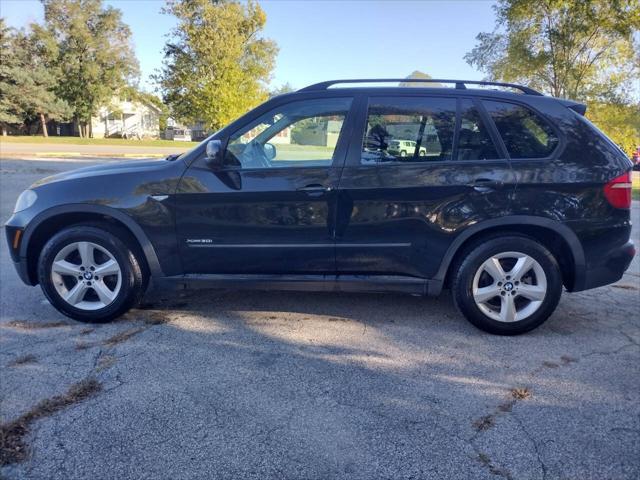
xmin=483 ymin=100 xmax=559 ymax=159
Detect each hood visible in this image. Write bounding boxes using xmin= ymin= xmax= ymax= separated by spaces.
xmin=32 ymin=158 xmax=170 ymax=188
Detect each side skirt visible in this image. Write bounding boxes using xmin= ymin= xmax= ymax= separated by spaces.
xmin=153 ymin=274 xmax=441 ymax=296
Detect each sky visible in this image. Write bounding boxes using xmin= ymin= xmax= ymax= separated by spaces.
xmin=0 ymin=0 xmax=498 ymax=92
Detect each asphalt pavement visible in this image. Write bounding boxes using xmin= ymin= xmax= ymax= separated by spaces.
xmin=1 ymin=155 xmax=639 ymax=480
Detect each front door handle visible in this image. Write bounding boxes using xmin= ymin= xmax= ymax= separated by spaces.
xmin=297 ymin=184 xmax=332 ymax=196
xmin=467 ymin=179 xmax=504 ymax=192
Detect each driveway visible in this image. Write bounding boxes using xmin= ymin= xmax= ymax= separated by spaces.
xmin=1 ymin=156 xmax=639 ymax=480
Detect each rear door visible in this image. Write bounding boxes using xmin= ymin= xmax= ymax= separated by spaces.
xmin=335 ymin=94 xmax=516 ymax=279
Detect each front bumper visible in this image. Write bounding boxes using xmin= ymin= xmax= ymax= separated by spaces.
xmin=5 ymin=217 xmax=36 ymax=286
xmin=10 ymin=256 xmax=33 ymax=285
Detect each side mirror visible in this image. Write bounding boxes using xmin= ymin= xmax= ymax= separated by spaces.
xmin=264 ymin=142 xmax=276 ymax=161
xmin=205 ymin=139 xmax=223 ymax=168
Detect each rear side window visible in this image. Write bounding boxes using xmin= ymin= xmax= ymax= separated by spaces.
xmin=457 ymin=99 xmax=500 ymax=161
xmin=362 ymin=97 xmax=456 ymax=164
xmin=483 ymin=101 xmax=559 ymax=159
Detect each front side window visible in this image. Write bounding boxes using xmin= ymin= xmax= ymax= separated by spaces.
xmin=362 ymin=97 xmax=456 ymax=164
xmin=483 ymin=100 xmax=559 ymax=159
xmin=225 ymin=97 xmax=352 ymax=169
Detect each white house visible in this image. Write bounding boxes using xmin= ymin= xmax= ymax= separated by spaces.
xmin=91 ymin=96 xmax=162 ymax=139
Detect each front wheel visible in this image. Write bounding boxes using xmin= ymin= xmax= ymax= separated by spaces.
xmin=452 ymin=236 xmax=562 ymax=335
xmin=38 ymin=225 xmax=147 ymax=323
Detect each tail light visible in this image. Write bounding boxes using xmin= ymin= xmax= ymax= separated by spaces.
xmin=604 ymin=172 xmax=632 ymax=209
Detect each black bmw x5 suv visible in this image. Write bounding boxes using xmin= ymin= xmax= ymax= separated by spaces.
xmin=6 ymin=79 xmax=635 ymax=335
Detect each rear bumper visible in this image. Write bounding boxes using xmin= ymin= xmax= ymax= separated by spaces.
xmin=575 ymin=240 xmax=635 ymax=291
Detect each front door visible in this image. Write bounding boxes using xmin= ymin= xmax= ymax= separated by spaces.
xmin=335 ymin=95 xmax=516 ymax=280
xmin=175 ymin=96 xmax=354 ymax=275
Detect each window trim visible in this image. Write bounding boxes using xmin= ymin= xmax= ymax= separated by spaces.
xmin=478 ymin=97 xmax=565 ymax=162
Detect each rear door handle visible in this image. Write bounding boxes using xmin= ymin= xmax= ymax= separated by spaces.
xmin=297 ymin=184 xmax=332 ymax=196
xmin=467 ymin=179 xmax=504 ymax=192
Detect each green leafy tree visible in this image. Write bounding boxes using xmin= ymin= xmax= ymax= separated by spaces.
xmin=155 ymin=0 xmax=278 ymax=130
xmin=465 ymin=0 xmax=639 ymax=155
xmin=465 ymin=0 xmax=639 ymax=99
xmin=269 ymin=82 xmax=295 ymax=98
xmin=587 ymin=102 xmax=640 ymax=156
xmin=39 ymin=0 xmax=139 ymax=137
xmin=399 ymin=71 xmax=443 ymax=88
xmin=0 ymin=19 xmax=23 ymax=135
xmin=0 ymin=19 xmax=71 ymax=136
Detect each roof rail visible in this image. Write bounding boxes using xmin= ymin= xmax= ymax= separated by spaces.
xmin=298 ymin=78 xmax=544 ymax=96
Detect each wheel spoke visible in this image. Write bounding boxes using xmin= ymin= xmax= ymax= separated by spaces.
xmin=500 ymin=294 xmax=517 ymax=322
xmin=77 ymin=242 xmax=94 ymax=266
xmin=64 ymin=282 xmax=88 ymax=305
xmin=52 ymin=260 xmax=81 ymax=276
xmin=92 ymin=280 xmax=116 ymax=305
xmin=483 ymin=257 xmax=506 ymax=281
xmin=94 ymin=259 xmax=120 ymax=277
xmin=510 ymin=255 xmax=535 ymax=280
xmin=473 ymin=285 xmax=501 ymax=303
xmin=518 ymin=284 xmax=546 ymax=301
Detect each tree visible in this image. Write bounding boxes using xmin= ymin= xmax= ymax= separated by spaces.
xmin=587 ymin=102 xmax=640 ymax=156
xmin=399 ymin=71 xmax=443 ymax=88
xmin=465 ymin=0 xmax=640 ymax=155
xmin=0 ymin=19 xmax=71 ymax=136
xmin=269 ymin=82 xmax=295 ymax=98
xmin=465 ymin=0 xmax=639 ymax=100
xmin=0 ymin=19 xmax=23 ymax=135
xmin=39 ymin=0 xmax=139 ymax=137
xmin=155 ymin=0 xmax=278 ymax=130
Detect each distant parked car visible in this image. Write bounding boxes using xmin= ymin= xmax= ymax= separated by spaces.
xmin=388 ymin=139 xmax=427 ymax=157
xmin=632 ymin=146 xmax=639 ymax=171
xmin=165 ymin=127 xmax=192 ymax=142
xmin=5 ymin=78 xmax=636 ymax=335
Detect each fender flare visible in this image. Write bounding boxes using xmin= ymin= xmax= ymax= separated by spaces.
xmin=20 ymin=204 xmax=164 ymax=278
xmin=430 ymin=215 xmax=586 ymax=293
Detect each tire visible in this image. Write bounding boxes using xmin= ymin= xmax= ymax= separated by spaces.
xmin=38 ymin=225 xmax=147 ymax=323
xmin=452 ymin=235 xmax=562 ymax=335
xmin=400 ymin=150 xmax=407 ymax=157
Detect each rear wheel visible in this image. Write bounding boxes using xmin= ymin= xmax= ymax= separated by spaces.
xmin=38 ymin=225 xmax=147 ymax=323
xmin=452 ymin=236 xmax=562 ymax=335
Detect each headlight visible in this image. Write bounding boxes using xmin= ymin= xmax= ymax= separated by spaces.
xmin=14 ymin=190 xmax=38 ymax=213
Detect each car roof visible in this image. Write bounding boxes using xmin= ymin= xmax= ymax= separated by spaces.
xmin=270 ymin=85 xmax=585 ymax=115
xmin=284 ymin=86 xmax=541 ymax=100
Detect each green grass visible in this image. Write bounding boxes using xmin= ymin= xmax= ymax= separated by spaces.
xmin=0 ymin=135 xmax=199 ymax=148
xmin=632 ymin=172 xmax=639 ymax=201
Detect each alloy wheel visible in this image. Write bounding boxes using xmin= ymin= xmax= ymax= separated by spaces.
xmin=472 ymin=251 xmax=547 ymax=323
xmin=50 ymin=241 xmax=122 ymax=310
